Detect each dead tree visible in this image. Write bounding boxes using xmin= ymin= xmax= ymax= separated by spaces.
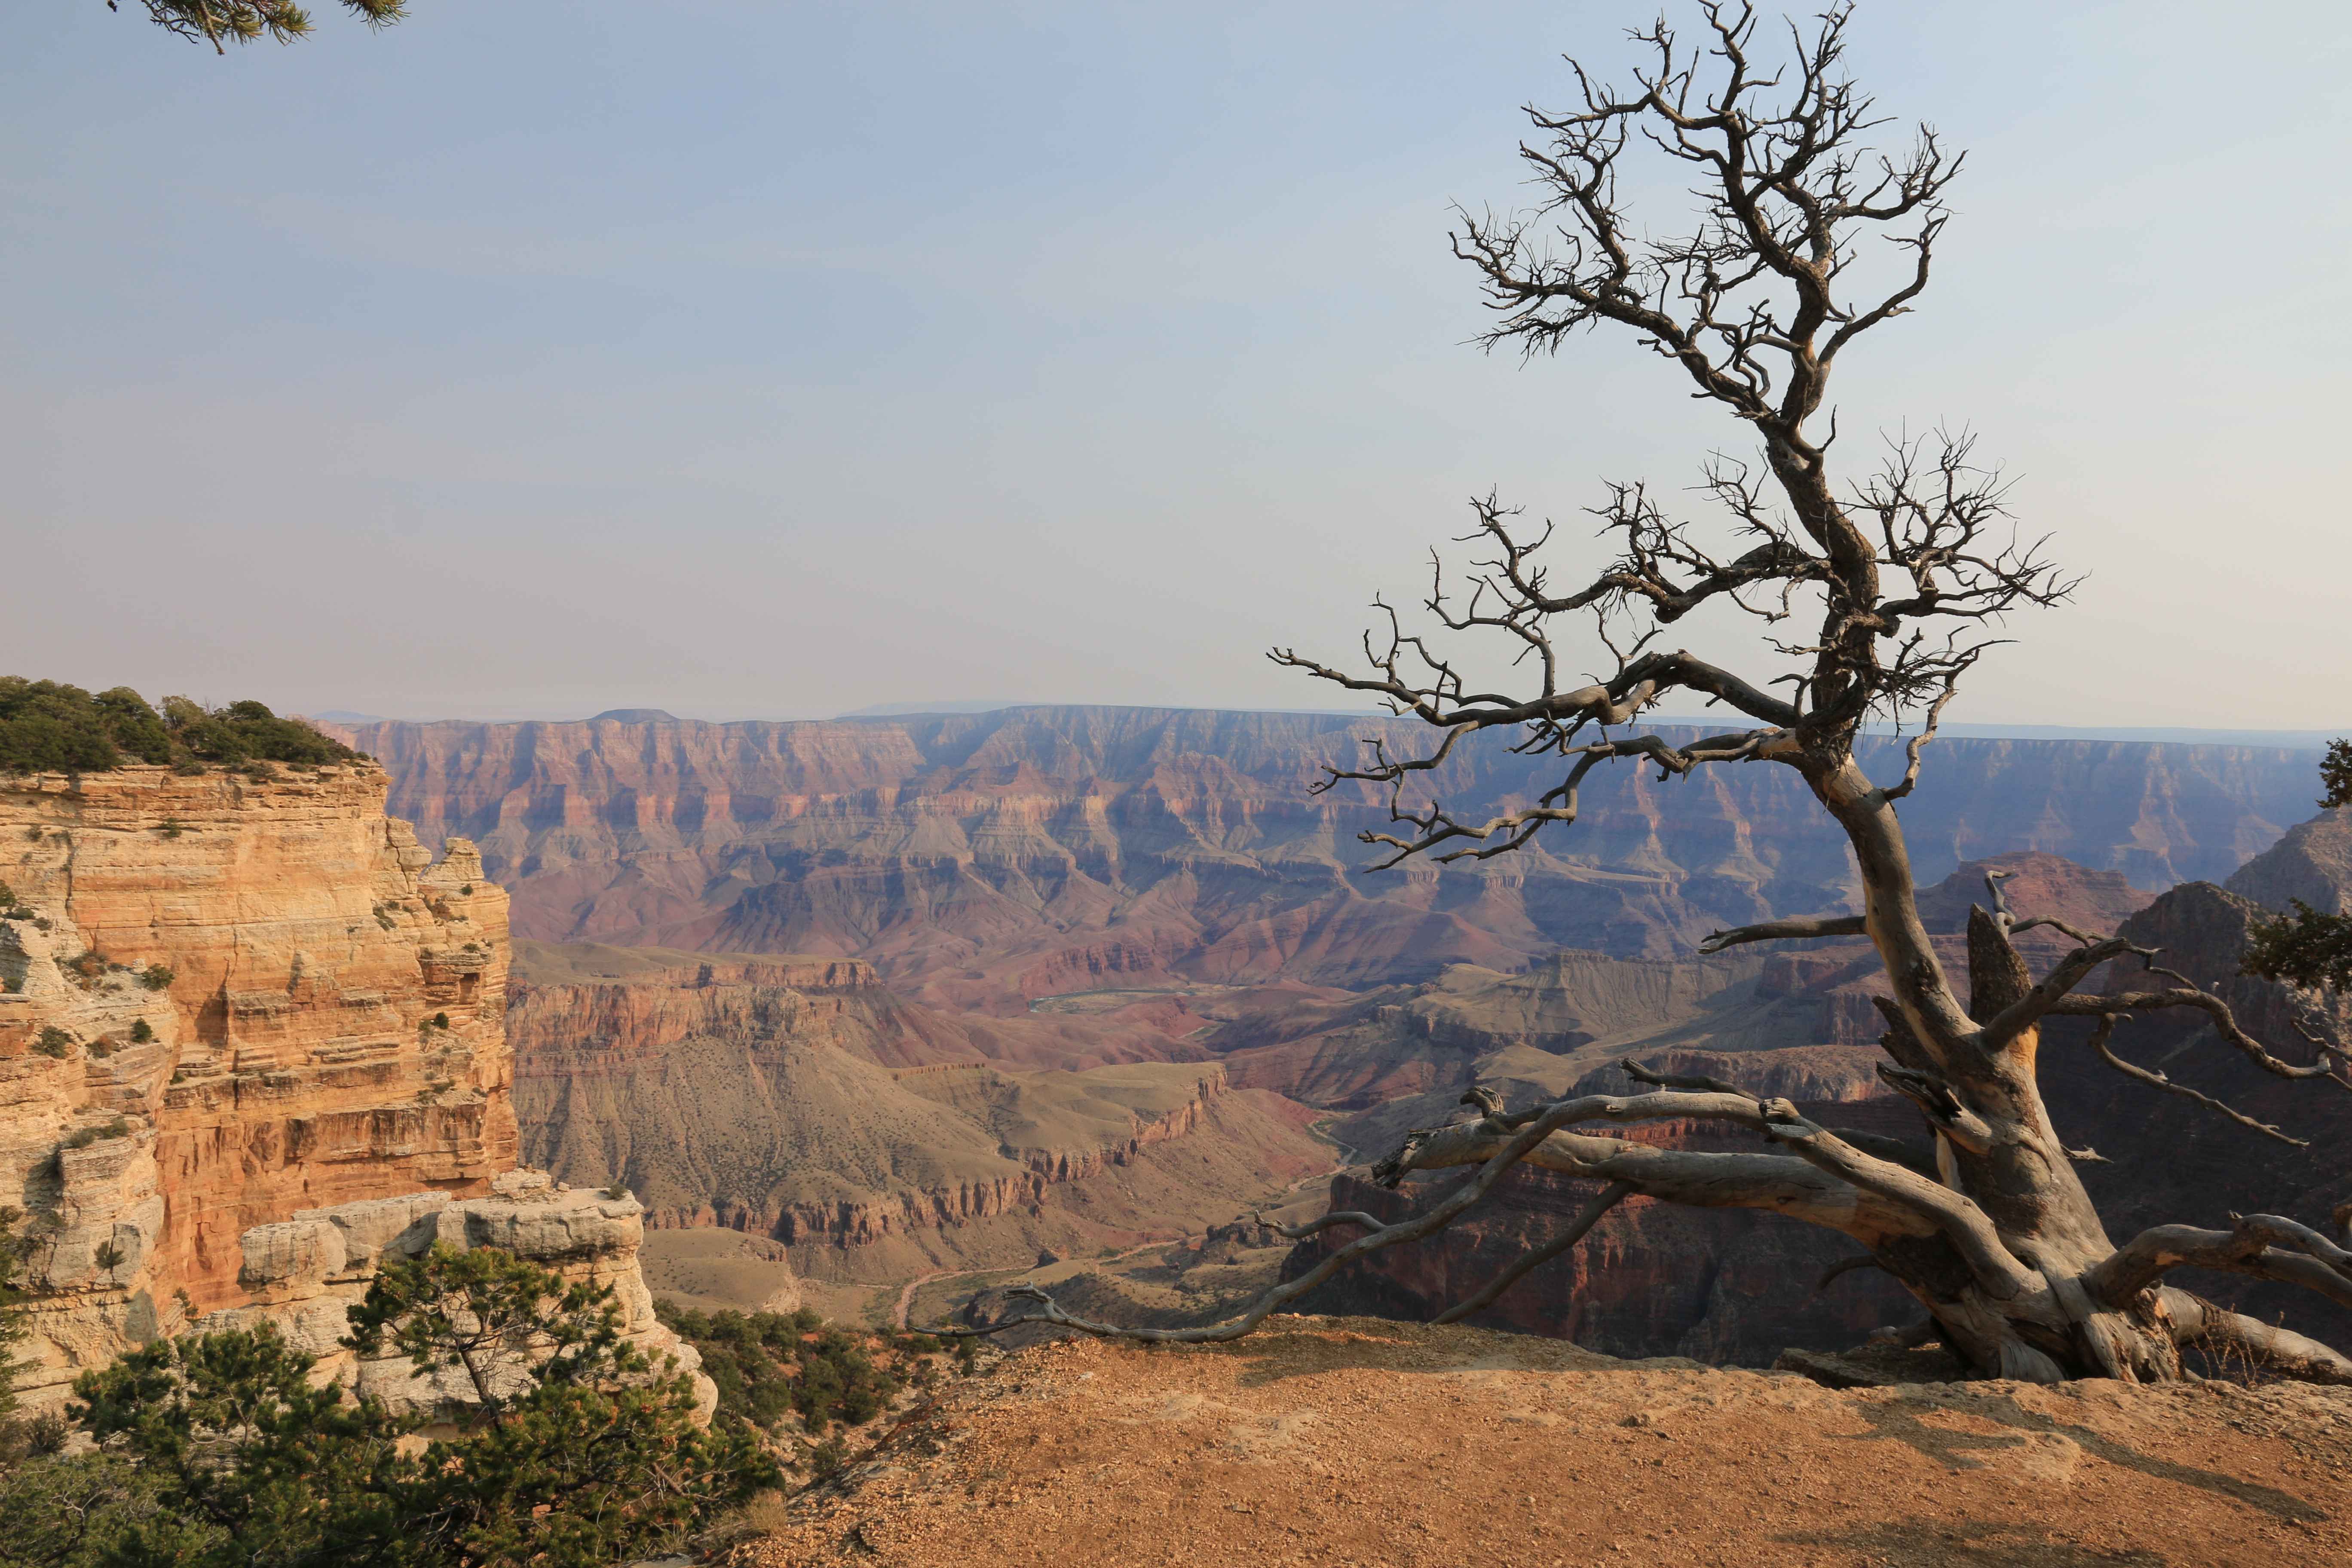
xmin=955 ymin=1 xmax=2352 ymax=1384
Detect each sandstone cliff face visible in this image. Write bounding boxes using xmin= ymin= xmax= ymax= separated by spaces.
xmin=325 ymin=710 xmax=2319 ymax=1004
xmin=0 ymin=766 xmax=697 ymax=1414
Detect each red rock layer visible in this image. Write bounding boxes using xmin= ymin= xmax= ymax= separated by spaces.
xmin=322 ymin=709 xmax=2312 ymax=1006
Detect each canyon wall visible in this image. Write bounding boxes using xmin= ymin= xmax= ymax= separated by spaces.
xmin=325 ymin=708 xmax=2320 ymax=1008
xmin=0 ymin=765 xmax=693 ymax=1415
xmin=1283 ymin=1105 xmax=1923 ymax=1365
xmin=2040 ymin=807 xmax=2352 ymax=1344
xmin=507 ymin=943 xmax=1331 ymax=1281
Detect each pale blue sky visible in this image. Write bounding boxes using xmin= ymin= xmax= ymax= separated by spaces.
xmin=7 ymin=2 xmax=2350 ymax=724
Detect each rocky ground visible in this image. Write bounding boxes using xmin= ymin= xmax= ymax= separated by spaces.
xmin=726 ymin=1317 xmax=2352 ymax=1568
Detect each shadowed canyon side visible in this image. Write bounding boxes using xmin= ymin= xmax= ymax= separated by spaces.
xmin=0 ymin=766 xmax=701 ymax=1417
xmin=324 ymin=708 xmax=2323 ymax=1006
xmin=1282 ymin=1130 xmax=1924 ymax=1365
xmin=2041 ymin=806 xmax=2352 ymax=1345
xmin=505 ymin=942 xmax=1334 ymax=1286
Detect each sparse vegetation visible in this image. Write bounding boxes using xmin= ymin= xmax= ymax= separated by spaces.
xmin=33 ymin=1028 xmax=74 ymax=1060
xmin=138 ymin=965 xmax=172 ymax=992
xmin=655 ymin=1304 xmax=943 ymax=1441
xmin=129 ymin=1019 xmax=155 ymax=1044
xmin=0 ymin=678 xmax=357 ymax=778
xmin=58 ymin=1120 xmax=132 ymax=1154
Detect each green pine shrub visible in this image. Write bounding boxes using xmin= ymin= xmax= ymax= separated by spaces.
xmin=652 ymin=1303 xmax=939 ymax=1440
xmin=0 ymin=1245 xmax=776 ymax=1568
xmin=0 ymin=679 xmax=357 ymax=777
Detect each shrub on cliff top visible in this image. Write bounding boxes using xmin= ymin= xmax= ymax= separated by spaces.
xmin=58 ymin=1120 xmax=132 ymax=1154
xmin=0 ymin=680 xmax=356 ymax=777
xmin=0 ymin=680 xmax=172 ymax=774
xmin=158 ymin=695 xmax=355 ymax=771
xmin=654 ymin=1302 xmax=921 ymax=1438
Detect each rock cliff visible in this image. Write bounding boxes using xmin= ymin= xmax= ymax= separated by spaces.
xmin=0 ymin=764 xmax=698 ymax=1415
xmin=323 ymin=708 xmax=2319 ymax=1006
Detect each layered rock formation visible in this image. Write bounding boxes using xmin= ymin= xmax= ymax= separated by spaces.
xmin=507 ymin=942 xmax=1332 ymax=1283
xmin=0 ymin=765 xmax=697 ymax=1414
xmin=323 ymin=708 xmax=2319 ymax=1008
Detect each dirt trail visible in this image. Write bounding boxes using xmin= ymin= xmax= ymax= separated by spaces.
xmin=733 ymin=1317 xmax=2352 ymax=1568
xmin=890 ymin=1238 xmax=1176 ymax=1332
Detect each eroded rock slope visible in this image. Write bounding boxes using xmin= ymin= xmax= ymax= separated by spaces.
xmin=507 ymin=942 xmax=1332 ymax=1285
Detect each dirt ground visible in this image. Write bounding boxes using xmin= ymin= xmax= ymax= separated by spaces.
xmin=727 ymin=1316 xmax=2352 ymax=1568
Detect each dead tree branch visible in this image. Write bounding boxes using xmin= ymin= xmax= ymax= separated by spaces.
xmin=2076 ymin=1014 xmax=2308 ymax=1148
xmin=1696 ymin=913 xmax=1867 ymax=953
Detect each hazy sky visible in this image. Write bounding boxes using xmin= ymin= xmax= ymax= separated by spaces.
xmin=8 ymin=3 xmax=2350 ymax=725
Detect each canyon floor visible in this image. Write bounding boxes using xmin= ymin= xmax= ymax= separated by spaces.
xmin=729 ymin=1319 xmax=2352 ymax=1568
